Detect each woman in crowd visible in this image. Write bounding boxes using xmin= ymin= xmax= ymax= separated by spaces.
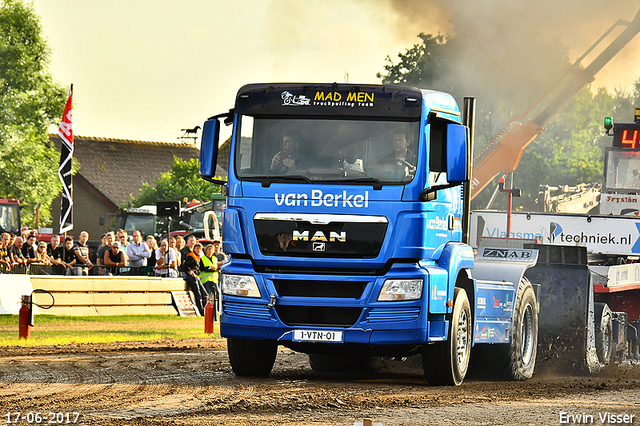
xmin=35 ymin=242 xmax=52 ymax=265
xmin=144 ymin=235 xmax=158 ymax=275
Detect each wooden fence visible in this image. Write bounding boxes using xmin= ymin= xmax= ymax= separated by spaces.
xmin=29 ymin=276 xmax=189 ymax=316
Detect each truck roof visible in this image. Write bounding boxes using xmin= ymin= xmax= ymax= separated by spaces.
xmin=0 ymin=198 xmax=20 ymax=205
xmin=234 ymin=82 xmax=429 ymax=119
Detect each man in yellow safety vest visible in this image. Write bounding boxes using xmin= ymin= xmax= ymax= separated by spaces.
xmin=199 ymin=244 xmax=218 ymax=300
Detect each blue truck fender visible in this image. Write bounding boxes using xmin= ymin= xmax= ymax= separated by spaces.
xmin=471 ymin=245 xmax=539 ymax=345
xmin=434 ymin=242 xmax=475 ymax=313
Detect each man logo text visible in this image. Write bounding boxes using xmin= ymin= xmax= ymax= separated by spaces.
xmin=293 ymin=230 xmax=347 ymax=243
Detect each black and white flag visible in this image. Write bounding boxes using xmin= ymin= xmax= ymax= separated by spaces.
xmin=58 ymin=85 xmax=74 ymax=234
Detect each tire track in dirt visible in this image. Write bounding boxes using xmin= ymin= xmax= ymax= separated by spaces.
xmin=2 ymin=343 xmax=640 ymax=425
xmin=0 ymin=349 xmax=265 ymax=420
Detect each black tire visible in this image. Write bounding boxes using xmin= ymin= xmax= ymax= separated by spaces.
xmin=505 ymin=278 xmax=538 ymax=380
xmin=227 ymin=338 xmax=277 ymax=377
xmin=594 ymin=302 xmax=613 ymax=366
xmin=423 ymin=287 xmax=471 ymax=386
xmin=309 ymin=354 xmax=382 ymax=374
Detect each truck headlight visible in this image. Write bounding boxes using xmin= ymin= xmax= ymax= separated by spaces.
xmin=378 ymin=279 xmax=423 ymax=301
xmin=222 ymin=274 xmax=261 ymax=298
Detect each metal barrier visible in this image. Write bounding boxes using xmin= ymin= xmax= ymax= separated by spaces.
xmin=1 ymin=264 xmax=59 ymax=275
xmin=0 ymin=264 xmax=154 ymax=276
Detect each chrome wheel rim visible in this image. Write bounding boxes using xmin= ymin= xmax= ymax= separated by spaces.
xmin=456 ymin=309 xmax=469 ymax=366
xmin=520 ymin=304 xmax=534 ymax=365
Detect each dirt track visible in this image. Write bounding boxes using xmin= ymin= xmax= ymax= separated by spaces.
xmin=1 ymin=339 xmax=640 ymax=425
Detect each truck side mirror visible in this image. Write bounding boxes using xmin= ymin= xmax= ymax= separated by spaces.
xmin=446 ymin=123 xmax=469 ymax=184
xmin=419 ymin=123 xmax=469 ymax=202
xmin=200 ymin=117 xmax=220 ymax=181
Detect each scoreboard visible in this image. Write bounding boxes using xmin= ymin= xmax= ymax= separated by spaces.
xmin=613 ymin=123 xmax=640 ymax=149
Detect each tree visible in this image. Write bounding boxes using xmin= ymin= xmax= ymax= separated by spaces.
xmin=377 ymin=34 xmax=451 ymax=92
xmin=514 ymin=87 xmax=620 ymax=209
xmin=0 ymin=0 xmax=66 ymax=226
xmin=130 ymin=157 xmax=222 ymax=207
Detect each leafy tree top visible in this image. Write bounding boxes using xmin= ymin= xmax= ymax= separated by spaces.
xmin=130 ymin=156 xmax=222 ymax=208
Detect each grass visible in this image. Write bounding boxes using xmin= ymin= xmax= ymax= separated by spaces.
xmin=0 ymin=314 xmax=221 ymax=347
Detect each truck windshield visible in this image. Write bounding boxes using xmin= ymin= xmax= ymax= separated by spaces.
xmin=235 ymin=117 xmax=420 ymax=184
xmin=605 ymin=149 xmax=640 ymax=191
xmin=123 ymin=214 xmax=156 ymax=239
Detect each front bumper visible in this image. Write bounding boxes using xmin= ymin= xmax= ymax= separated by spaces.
xmin=219 ymin=259 xmax=450 ymax=347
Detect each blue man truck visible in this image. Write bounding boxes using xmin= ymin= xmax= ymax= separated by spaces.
xmin=199 ymin=83 xmax=539 ymax=385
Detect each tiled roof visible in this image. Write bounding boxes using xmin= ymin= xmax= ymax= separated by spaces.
xmin=50 ymin=135 xmax=217 ymax=207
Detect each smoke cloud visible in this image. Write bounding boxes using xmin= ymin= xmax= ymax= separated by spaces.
xmin=376 ymin=0 xmax=640 ymax=96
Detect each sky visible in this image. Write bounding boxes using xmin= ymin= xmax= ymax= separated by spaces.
xmin=31 ymin=0 xmax=640 ymax=144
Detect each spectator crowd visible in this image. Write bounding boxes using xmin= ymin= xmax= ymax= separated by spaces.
xmin=0 ymin=226 xmax=227 ymax=315
xmin=0 ymin=226 xmax=94 ymax=275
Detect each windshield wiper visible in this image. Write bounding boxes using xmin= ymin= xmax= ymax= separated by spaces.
xmin=341 ymin=177 xmax=384 ymax=190
xmin=258 ymin=175 xmax=313 ymax=187
xmin=296 ymin=177 xmax=385 ymax=190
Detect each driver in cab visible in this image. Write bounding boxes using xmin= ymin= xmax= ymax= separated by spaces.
xmin=385 ymin=132 xmax=416 ymax=166
xmin=376 ymin=132 xmax=417 ymax=176
xmin=269 ymin=132 xmax=303 ymax=174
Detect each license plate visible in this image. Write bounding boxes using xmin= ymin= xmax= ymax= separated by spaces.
xmin=293 ymin=329 xmax=343 ymax=343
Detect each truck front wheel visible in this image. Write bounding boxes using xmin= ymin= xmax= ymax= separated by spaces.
xmin=227 ymin=338 xmax=277 ymax=377
xmin=422 ymin=287 xmax=471 ymax=386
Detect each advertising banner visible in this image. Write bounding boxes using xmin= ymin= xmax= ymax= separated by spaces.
xmin=471 ymin=210 xmax=640 ymax=256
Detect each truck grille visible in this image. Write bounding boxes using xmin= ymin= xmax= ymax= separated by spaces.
xmin=273 ymin=279 xmax=368 ymax=298
xmin=275 ymin=306 xmax=362 ymax=327
xmin=254 ymin=214 xmax=387 ymax=258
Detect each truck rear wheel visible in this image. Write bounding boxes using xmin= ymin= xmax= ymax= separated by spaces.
xmin=504 ymin=278 xmax=538 ymax=380
xmin=227 ymin=338 xmax=277 ymax=377
xmin=422 ymin=287 xmax=471 ymax=386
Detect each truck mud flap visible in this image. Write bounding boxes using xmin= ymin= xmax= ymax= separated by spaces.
xmin=523 ymin=244 xmax=599 ymax=374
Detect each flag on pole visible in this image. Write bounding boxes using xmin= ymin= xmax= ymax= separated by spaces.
xmin=58 ymin=84 xmax=74 ymax=234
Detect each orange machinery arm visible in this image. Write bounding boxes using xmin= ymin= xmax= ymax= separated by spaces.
xmin=470 ymin=118 xmax=544 ymax=198
xmin=469 ymin=8 xmax=640 ymax=201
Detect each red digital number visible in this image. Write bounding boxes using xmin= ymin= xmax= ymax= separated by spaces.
xmin=621 ymin=129 xmax=640 ymax=149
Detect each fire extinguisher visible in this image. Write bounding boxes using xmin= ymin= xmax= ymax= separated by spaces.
xmin=19 ymin=295 xmax=32 ymax=339
xmin=18 ymin=290 xmax=55 ymax=340
xmin=204 ymin=298 xmax=215 ymax=334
